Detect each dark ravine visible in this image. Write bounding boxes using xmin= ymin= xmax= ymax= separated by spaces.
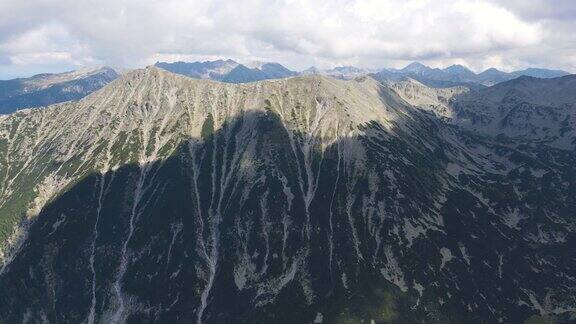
xmin=0 ymin=67 xmax=574 ymax=323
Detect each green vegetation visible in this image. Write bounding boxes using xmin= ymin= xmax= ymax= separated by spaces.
xmin=525 ymin=315 xmax=555 ymax=324
xmin=333 ymin=288 xmax=399 ymax=324
xmin=201 ymin=113 xmax=214 ymax=140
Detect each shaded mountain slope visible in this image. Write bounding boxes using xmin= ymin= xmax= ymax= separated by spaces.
xmin=450 ymin=75 xmax=576 ymax=148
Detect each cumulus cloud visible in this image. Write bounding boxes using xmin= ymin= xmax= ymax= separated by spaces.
xmin=0 ymin=0 xmax=574 ymax=78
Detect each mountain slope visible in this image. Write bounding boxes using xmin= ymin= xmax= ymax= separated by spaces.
xmin=451 ymin=75 xmax=576 ymax=148
xmin=254 ymin=62 xmax=297 ymax=79
xmin=0 ymin=67 xmax=118 ymax=114
xmin=220 ymin=64 xmax=270 ymax=83
xmin=383 ymin=77 xmax=469 ymax=118
xmin=0 ymin=68 xmax=574 ymax=323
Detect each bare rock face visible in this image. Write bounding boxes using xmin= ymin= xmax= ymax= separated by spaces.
xmin=0 ymin=67 xmax=574 ymax=323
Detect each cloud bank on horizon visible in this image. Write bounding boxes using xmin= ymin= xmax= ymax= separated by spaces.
xmin=1 ymin=0 xmax=575 ymax=78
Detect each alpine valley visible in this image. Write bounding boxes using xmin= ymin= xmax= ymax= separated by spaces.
xmin=0 ymin=65 xmax=575 ymax=324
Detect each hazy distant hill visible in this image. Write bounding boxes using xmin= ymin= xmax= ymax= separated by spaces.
xmin=0 ymin=67 xmax=118 ymax=114
xmin=155 ymin=60 xmax=297 ymax=83
xmin=373 ymin=62 xmax=570 ymax=88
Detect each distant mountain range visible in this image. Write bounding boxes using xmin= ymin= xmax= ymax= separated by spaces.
xmin=0 ymin=60 xmax=570 ymax=114
xmin=157 ymin=59 xmax=571 ymax=88
xmin=0 ymin=67 xmax=118 ymax=114
xmin=301 ymin=66 xmax=376 ymax=80
xmin=156 ymin=60 xmax=379 ymax=82
xmin=372 ymin=62 xmax=570 ymax=88
xmin=155 ymin=60 xmax=298 ymax=83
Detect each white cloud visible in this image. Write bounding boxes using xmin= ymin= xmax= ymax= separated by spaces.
xmin=488 ymin=0 xmax=576 ymax=21
xmin=0 ymin=0 xmax=574 ymax=77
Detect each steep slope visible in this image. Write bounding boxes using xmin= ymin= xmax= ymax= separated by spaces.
xmin=0 ymin=67 xmax=118 ymax=114
xmin=451 ymin=75 xmax=576 ymax=148
xmin=220 ymin=64 xmax=270 ymax=83
xmin=442 ymin=64 xmax=477 ymax=82
xmin=384 ymin=77 xmax=469 ymax=118
xmin=0 ymin=68 xmax=574 ymax=323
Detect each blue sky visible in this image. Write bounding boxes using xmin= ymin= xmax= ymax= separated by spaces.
xmin=1 ymin=0 xmax=575 ymax=79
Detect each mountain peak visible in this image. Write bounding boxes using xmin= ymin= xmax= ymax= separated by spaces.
xmin=482 ymin=67 xmax=501 ymax=73
xmin=244 ymin=60 xmax=267 ymax=69
xmin=443 ymin=64 xmax=473 ymax=73
xmin=401 ymin=62 xmax=431 ymax=73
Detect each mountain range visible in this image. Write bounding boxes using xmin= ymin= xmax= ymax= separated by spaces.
xmin=0 ymin=61 xmax=569 ymax=116
xmin=0 ymin=66 xmax=574 ymax=323
xmin=155 ymin=60 xmax=298 ymax=83
xmin=0 ymin=67 xmax=118 ymax=114
xmin=373 ymin=62 xmax=570 ymax=88
xmin=156 ymin=59 xmax=570 ymax=88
